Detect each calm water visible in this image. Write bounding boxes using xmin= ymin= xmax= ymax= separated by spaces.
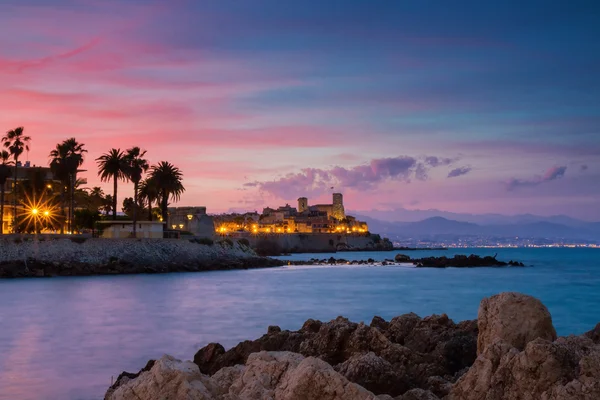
xmin=0 ymin=248 xmax=599 ymax=400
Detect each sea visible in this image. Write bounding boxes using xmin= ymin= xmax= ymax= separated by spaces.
xmin=0 ymin=247 xmax=598 ymax=400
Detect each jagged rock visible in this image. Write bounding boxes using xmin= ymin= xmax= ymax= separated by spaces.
xmin=371 ymin=316 xmax=390 ymax=331
xmin=386 ymin=313 xmax=422 ymax=345
xmin=336 ymin=352 xmax=410 ymax=396
xmin=107 ymin=352 xmax=378 ymax=400
xmin=450 ymin=336 xmax=600 ymax=399
xmin=585 ymin=322 xmax=600 ymax=344
xmin=477 ymin=292 xmax=556 ymax=355
xmin=237 ymin=352 xmax=377 ymax=399
xmin=105 ymin=355 xmax=215 ymax=400
xmin=395 ymin=254 xmax=411 ymax=262
xmin=194 ymin=311 xmax=478 ymax=396
xmin=398 ymin=388 xmax=440 ymax=399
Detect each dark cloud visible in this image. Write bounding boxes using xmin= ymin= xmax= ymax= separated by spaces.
xmin=580 ymin=164 xmax=588 ymax=171
xmin=249 ymin=155 xmax=452 ymax=198
xmin=447 ymin=166 xmax=472 ymax=178
xmin=425 ymin=156 xmax=454 ymax=167
xmin=506 ymin=165 xmax=567 ymax=191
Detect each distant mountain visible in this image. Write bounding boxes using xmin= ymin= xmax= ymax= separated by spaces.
xmin=352 ymin=214 xmax=600 ymax=241
xmin=353 ymin=208 xmax=599 ymax=227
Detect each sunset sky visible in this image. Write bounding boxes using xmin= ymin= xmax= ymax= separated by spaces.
xmin=1 ymin=0 xmax=599 ymax=220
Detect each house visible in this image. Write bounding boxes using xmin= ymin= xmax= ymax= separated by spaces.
xmin=98 ymin=221 xmax=165 ymax=239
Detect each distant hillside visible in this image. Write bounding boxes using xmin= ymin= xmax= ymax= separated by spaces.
xmin=353 ymin=208 xmax=599 ymax=228
xmin=353 ymin=214 xmax=600 ymax=241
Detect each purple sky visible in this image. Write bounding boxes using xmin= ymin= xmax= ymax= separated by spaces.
xmin=1 ymin=0 xmax=599 ymax=220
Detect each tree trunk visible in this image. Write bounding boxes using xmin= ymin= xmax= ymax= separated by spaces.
xmin=13 ymin=160 xmax=18 ymax=233
xmin=148 ymin=198 xmax=153 ymax=221
xmin=1 ymin=186 xmax=5 ymax=235
xmin=162 ymin=194 xmax=168 ymax=232
xmin=69 ymin=173 xmax=75 ymax=233
xmin=112 ymin=176 xmax=118 ymax=220
xmin=60 ymin=186 xmax=65 ymax=234
xmin=132 ymin=181 xmax=138 ymax=238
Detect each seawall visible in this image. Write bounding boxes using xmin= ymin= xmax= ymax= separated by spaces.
xmin=0 ymin=237 xmax=283 ymax=278
xmin=226 ymin=232 xmax=392 ymax=254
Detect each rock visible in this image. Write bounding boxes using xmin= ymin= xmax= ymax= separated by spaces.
xmin=370 ymin=316 xmax=390 ymax=331
xmin=105 ymin=355 xmax=215 ymax=400
xmin=240 ymin=351 xmax=377 ymax=400
xmin=395 ymin=254 xmax=411 ymax=262
xmin=268 ymin=325 xmax=282 ymax=334
xmin=585 ymin=322 xmax=600 ymax=344
xmin=336 ymin=352 xmax=410 ymax=396
xmin=398 ymin=388 xmax=440 ymax=400
xmin=450 ymin=336 xmax=600 ymax=400
xmin=412 ymin=254 xmax=521 ymax=268
xmin=386 ymin=313 xmax=422 ymax=345
xmin=107 ymin=352 xmax=379 ymax=400
xmin=194 ymin=343 xmax=225 ymax=375
xmin=477 ymin=292 xmax=557 ymax=355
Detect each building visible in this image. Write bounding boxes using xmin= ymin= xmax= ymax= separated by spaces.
xmin=1 ymin=162 xmax=59 ymax=233
xmin=213 ymin=193 xmax=367 ymax=235
xmin=99 ymin=221 xmax=165 ymax=238
xmin=306 ymin=192 xmax=345 ymax=221
xmin=167 ymin=206 xmax=215 ymax=238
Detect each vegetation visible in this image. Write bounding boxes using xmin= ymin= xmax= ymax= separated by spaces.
xmin=0 ymin=125 xmax=186 ymax=236
xmin=96 ymin=148 xmax=127 ymax=221
xmin=49 ymin=138 xmax=87 ymax=233
xmin=149 ymin=161 xmax=185 ymax=231
xmin=123 ymin=147 xmax=148 ymax=237
xmin=0 ymin=150 xmax=12 ymax=234
xmin=2 ymin=127 xmax=31 ymax=226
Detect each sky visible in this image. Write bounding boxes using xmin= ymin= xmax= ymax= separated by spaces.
xmin=1 ymin=0 xmax=599 ymax=220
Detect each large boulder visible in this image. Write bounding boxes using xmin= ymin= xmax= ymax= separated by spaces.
xmin=477 ymin=292 xmax=556 ymax=355
xmin=450 ymin=336 xmax=600 ymax=399
xmin=105 ymin=355 xmax=216 ymax=400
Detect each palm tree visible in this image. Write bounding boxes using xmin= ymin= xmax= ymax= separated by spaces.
xmin=138 ymin=176 xmax=159 ymax=221
xmin=2 ymin=127 xmax=31 ymax=229
xmin=0 ymin=151 xmax=13 ymax=234
xmin=124 ymin=147 xmax=148 ymax=237
xmin=50 ymin=138 xmax=87 ymax=233
xmin=96 ymin=149 xmax=127 ymax=220
xmin=149 ymin=161 xmax=185 ymax=231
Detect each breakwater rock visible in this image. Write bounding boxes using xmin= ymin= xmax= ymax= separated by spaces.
xmin=105 ymin=292 xmax=600 ymax=400
xmin=287 ymin=254 xmax=525 ymax=268
xmin=0 ymin=237 xmax=283 ymax=278
xmin=406 ymin=254 xmax=524 ymax=268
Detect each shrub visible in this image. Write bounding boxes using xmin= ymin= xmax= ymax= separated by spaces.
xmin=70 ymin=237 xmax=87 ymax=244
xmin=238 ymin=238 xmax=250 ymax=247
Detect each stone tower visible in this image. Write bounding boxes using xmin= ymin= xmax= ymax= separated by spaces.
xmin=298 ymin=197 xmax=308 ymax=213
xmin=332 ymin=193 xmax=345 ymax=220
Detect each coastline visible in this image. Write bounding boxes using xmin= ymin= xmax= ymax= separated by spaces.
xmin=0 ymin=237 xmax=284 ymax=278
xmin=104 ymin=292 xmax=600 ymax=400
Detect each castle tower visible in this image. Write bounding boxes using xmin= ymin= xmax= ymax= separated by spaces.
xmin=298 ymin=197 xmax=308 ymax=213
xmin=332 ymin=193 xmax=345 ymax=220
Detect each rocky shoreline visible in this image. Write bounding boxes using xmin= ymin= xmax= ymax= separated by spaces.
xmin=289 ymin=254 xmax=525 ymax=268
xmin=0 ymin=237 xmax=284 ymax=278
xmin=105 ymin=292 xmax=600 ymax=399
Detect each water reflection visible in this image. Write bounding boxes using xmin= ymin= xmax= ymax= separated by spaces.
xmin=0 ymin=248 xmax=598 ymax=400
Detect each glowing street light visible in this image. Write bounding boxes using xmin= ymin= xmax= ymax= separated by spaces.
xmin=43 ymin=211 xmax=50 ymax=217
xmin=31 ymin=208 xmax=39 ymax=215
